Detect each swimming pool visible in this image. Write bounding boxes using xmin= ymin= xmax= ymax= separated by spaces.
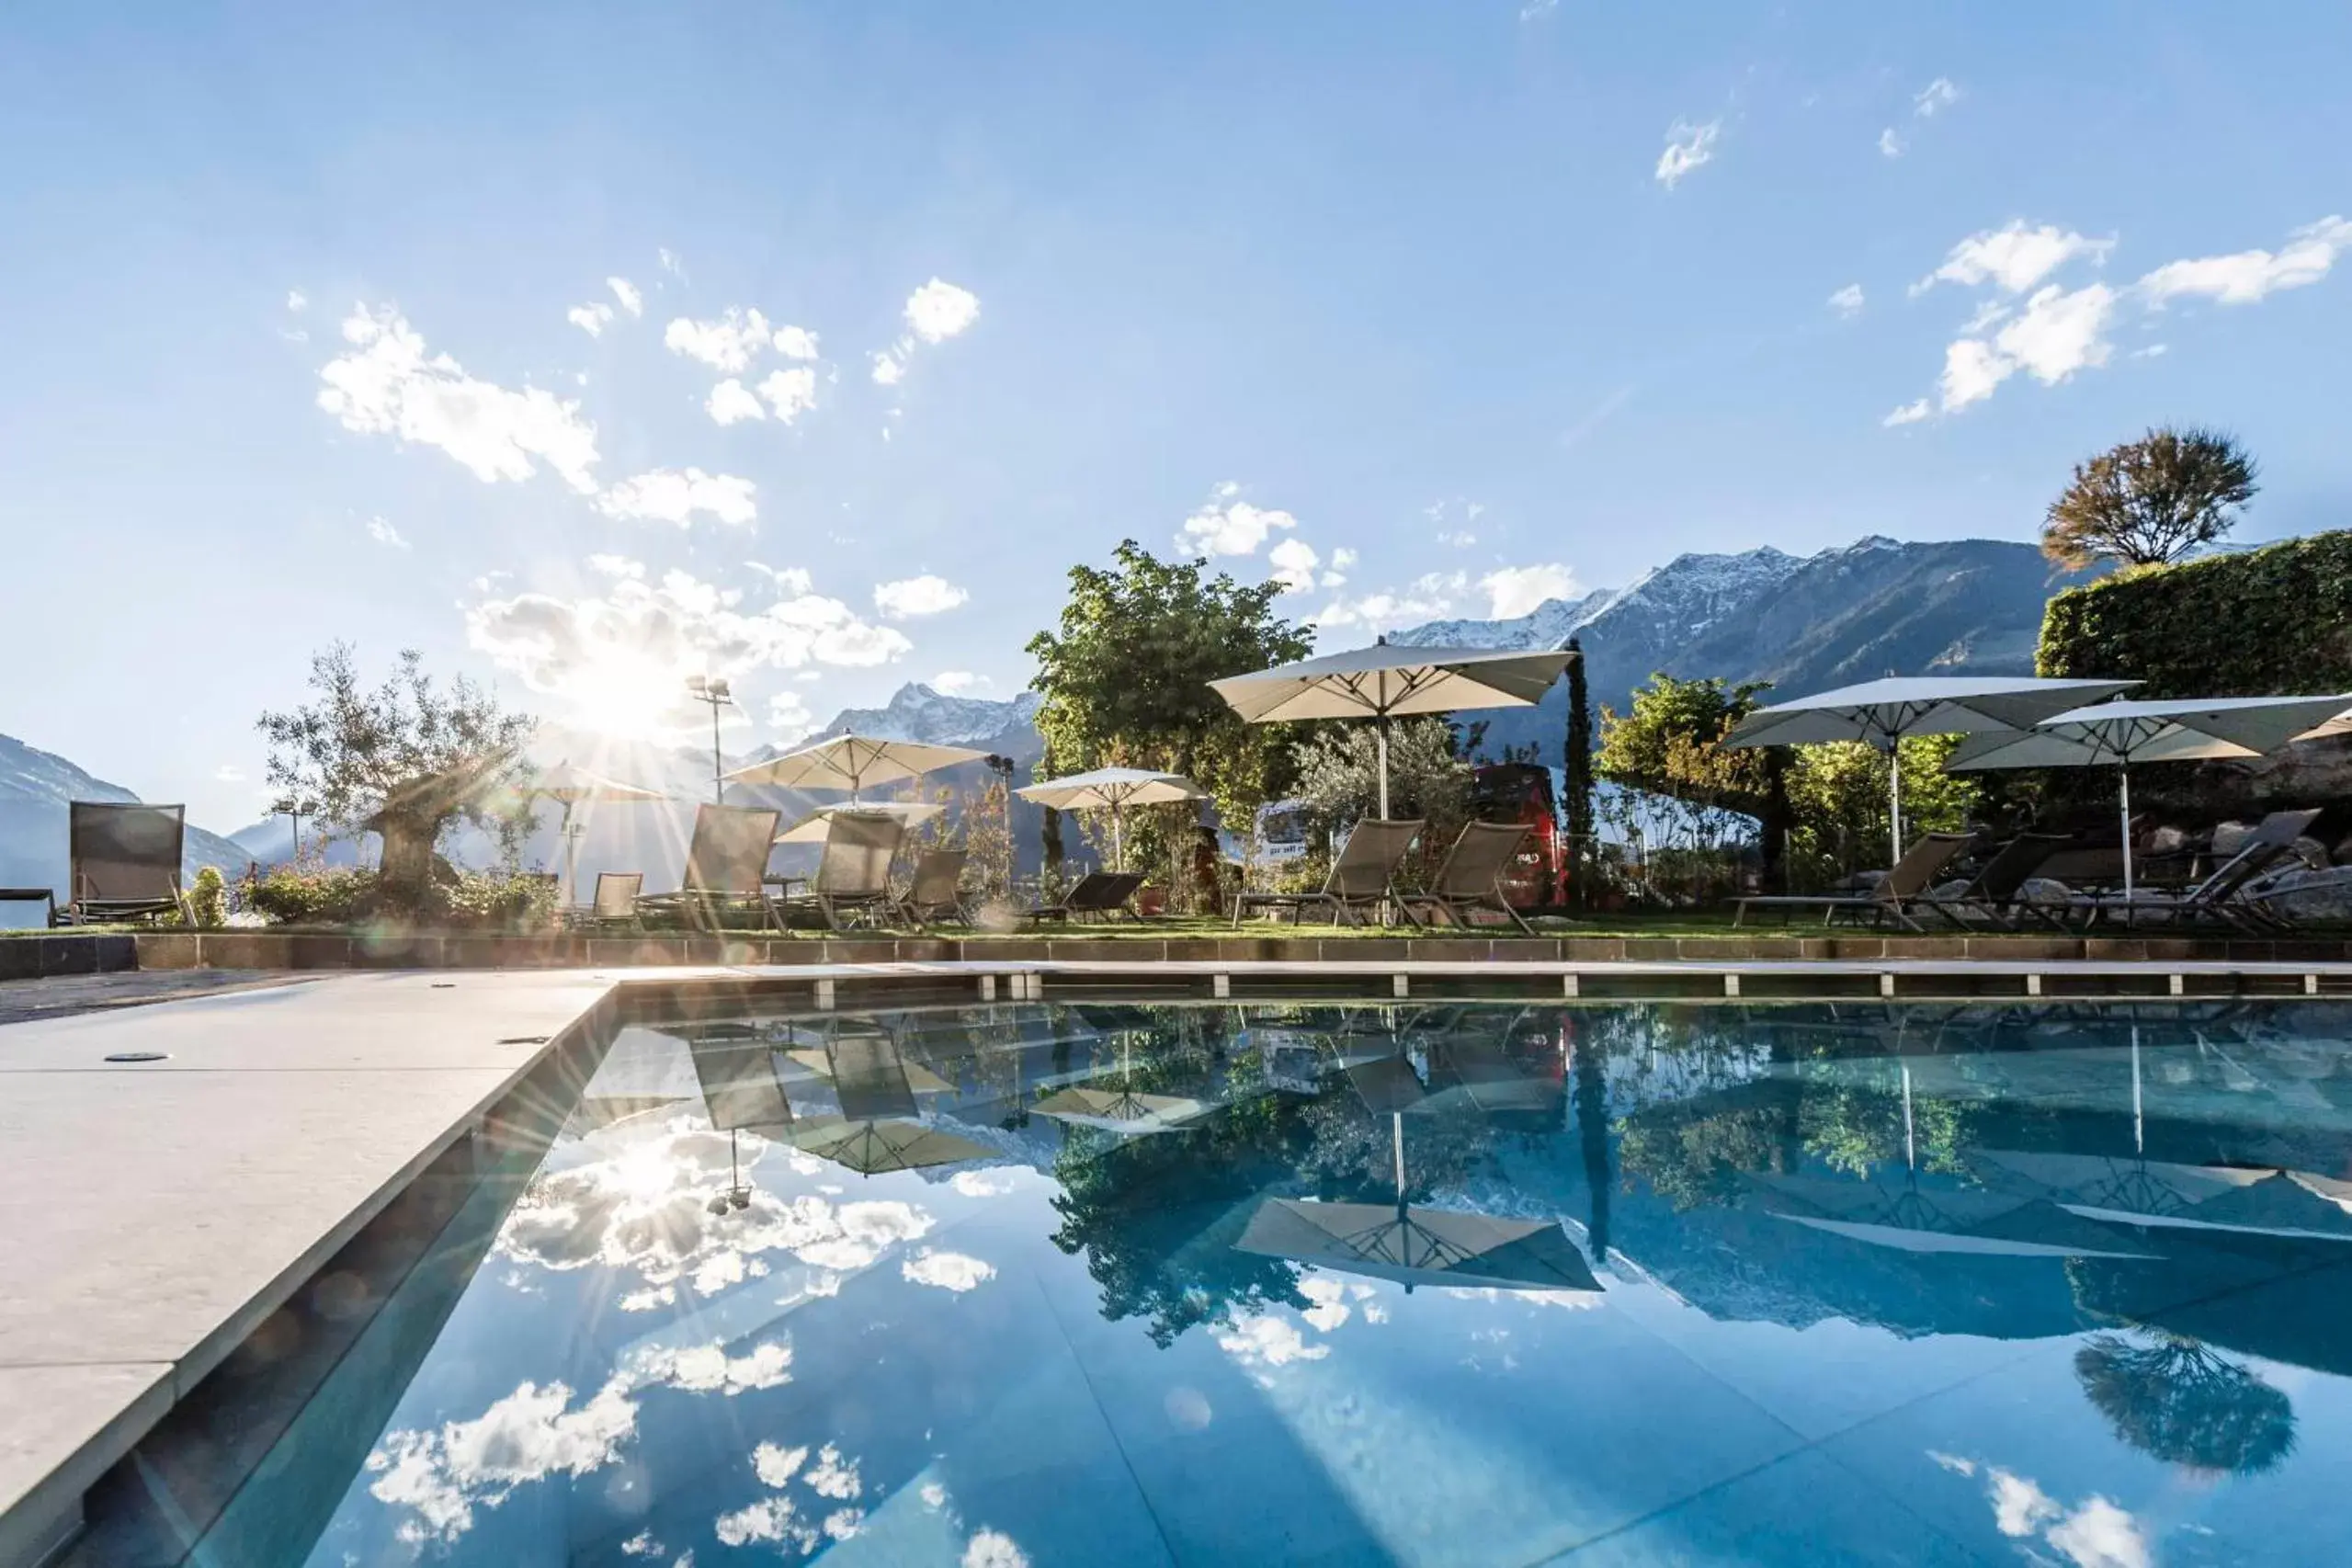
xmin=82 ymin=998 xmax=2352 ymax=1565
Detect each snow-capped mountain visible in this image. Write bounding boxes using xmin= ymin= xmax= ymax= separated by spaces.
xmin=1 ymin=732 xmax=255 ymax=900
xmin=811 ymin=683 xmax=1044 ymax=758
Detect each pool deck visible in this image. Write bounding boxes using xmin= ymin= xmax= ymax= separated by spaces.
xmin=7 ymin=951 xmax=2352 ymax=1562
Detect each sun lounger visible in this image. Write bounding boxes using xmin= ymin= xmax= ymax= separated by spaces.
xmin=2085 ymin=808 xmax=2324 ymax=931
xmin=1398 ymin=821 xmax=1535 ymax=935
xmin=781 ymin=810 xmax=910 ymax=931
xmin=1028 ymin=869 xmax=1144 ymax=923
xmin=57 ymin=801 xmax=190 ymax=926
xmin=1732 ymin=832 xmax=1974 ymax=931
xmin=1923 ymin=832 xmax=2074 ymax=930
xmin=902 ymin=847 xmax=971 ymax=928
xmin=577 ymin=870 xmax=644 ymax=931
xmin=1233 ymin=817 xmax=1426 ymax=927
xmin=637 ymin=804 xmax=784 ymax=931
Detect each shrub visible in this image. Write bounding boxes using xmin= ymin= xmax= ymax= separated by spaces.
xmin=243 ymin=864 xmax=380 ymax=926
xmin=184 ymin=866 xmax=230 ymax=928
xmin=436 ymin=869 xmax=560 ymax=932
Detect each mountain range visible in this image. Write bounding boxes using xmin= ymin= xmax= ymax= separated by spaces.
xmin=0 ymin=535 xmax=2090 ymax=902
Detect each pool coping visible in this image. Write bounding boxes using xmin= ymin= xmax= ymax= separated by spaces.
xmin=11 ymin=951 xmax=2352 ymax=1562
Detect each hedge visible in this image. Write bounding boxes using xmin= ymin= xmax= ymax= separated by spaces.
xmin=2038 ymin=531 xmax=2352 ymax=694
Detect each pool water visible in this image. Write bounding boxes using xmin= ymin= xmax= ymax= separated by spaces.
xmin=127 ymin=1000 xmax=2352 ymax=1564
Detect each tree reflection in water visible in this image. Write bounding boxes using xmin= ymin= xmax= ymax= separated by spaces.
xmin=2074 ymin=1331 xmax=2297 ymax=1476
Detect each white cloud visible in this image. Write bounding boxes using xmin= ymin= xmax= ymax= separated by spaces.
xmin=1216 ymin=1314 xmax=1329 ymax=1370
xmin=768 ymin=691 xmax=815 ymax=742
xmin=213 ymin=764 xmax=244 ymax=782
xmin=1915 ymin=77 xmax=1962 ymax=117
xmin=874 ymin=574 xmax=970 ymax=619
xmin=1882 ymin=398 xmax=1932 ymax=427
xmin=2045 ymin=1496 xmax=2151 ymax=1568
xmin=1879 ymin=127 xmax=1904 ymax=158
xmin=567 ymin=301 xmax=616 ymax=337
xmin=1315 ymin=572 xmax=1467 ymax=632
xmin=608 ymin=278 xmax=643 ymax=316
xmin=366 ymin=516 xmax=411 ymax=550
xmin=1926 ymin=282 xmax=2118 ymax=415
xmin=658 ymin=247 xmax=686 ymax=279
xmin=318 ymin=306 xmax=600 ymax=493
xmin=754 ymin=1442 xmax=808 ymax=1488
xmin=628 ymin=1339 xmax=793 ymax=1396
xmin=934 ymin=671 xmax=993 ymax=696
xmin=1917 ymin=222 xmax=2114 ymax=295
xmin=718 ymin=1496 xmax=815 ymax=1553
xmin=746 ymin=562 xmax=814 ymax=596
xmin=285 ymin=290 xmax=308 ymax=312
xmin=598 ymin=468 xmax=758 ymax=528
xmin=964 ymin=1529 xmax=1031 ymax=1568
xmin=869 ymin=350 xmax=906 ymax=386
xmin=1267 ymin=538 xmax=1321 ymax=594
xmin=2138 ymin=215 xmax=2352 ymax=306
xmin=1828 ymin=283 xmax=1866 ymax=317
xmin=902 ymin=1249 xmax=997 ymax=1292
xmin=367 ymin=1377 xmax=639 ymax=1544
xmin=1655 ymin=119 xmax=1720 ymax=189
xmin=664 ymin=307 xmax=773 ymax=373
xmin=1176 ymin=487 xmax=1299 ymax=557
xmin=705 ymin=378 xmax=766 ymax=426
xmin=470 ymin=571 xmax=908 ymax=736
xmin=1481 ymin=562 xmax=1581 ymax=619
xmin=1324 ymin=546 xmax=1358 ymax=586
xmin=903 ymin=278 xmax=981 ymax=343
xmin=772 ymin=324 xmax=821 ymax=359
xmin=756 ymin=367 xmax=819 ymax=423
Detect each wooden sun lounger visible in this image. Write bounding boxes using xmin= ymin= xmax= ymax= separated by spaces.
xmin=1733 ymin=832 xmax=1974 ymax=932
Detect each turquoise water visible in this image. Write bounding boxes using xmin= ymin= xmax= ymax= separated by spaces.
xmin=134 ymin=1001 xmax=2352 ymax=1564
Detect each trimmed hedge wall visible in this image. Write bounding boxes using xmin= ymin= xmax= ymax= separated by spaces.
xmin=2039 ymin=532 xmax=2352 ymax=693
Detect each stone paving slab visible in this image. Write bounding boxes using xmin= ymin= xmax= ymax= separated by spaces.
xmin=0 ymin=971 xmax=315 ymax=1027
xmin=0 ymin=1365 xmax=174 ymax=1565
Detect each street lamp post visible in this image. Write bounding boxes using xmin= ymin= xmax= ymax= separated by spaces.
xmin=686 ymin=676 xmax=733 ymax=804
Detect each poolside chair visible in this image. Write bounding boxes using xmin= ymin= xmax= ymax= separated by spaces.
xmin=901 ymin=847 xmax=971 ymax=928
xmin=784 ymin=810 xmax=908 ymax=931
xmin=637 ymin=804 xmax=784 ymax=931
xmin=58 ymin=801 xmax=189 ymax=926
xmin=2088 ymin=808 xmax=2324 ymax=932
xmin=577 ymin=871 xmax=644 ymax=931
xmin=1732 ymin=832 xmax=1974 ymax=931
xmin=1398 ymin=821 xmax=1535 ymax=936
xmin=1922 ymin=832 xmax=2074 ymax=931
xmin=1233 ymin=817 xmax=1426 ymax=928
xmin=1027 ymin=869 xmax=1144 ymax=923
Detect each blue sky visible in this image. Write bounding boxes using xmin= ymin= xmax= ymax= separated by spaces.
xmin=5 ymin=1 xmax=2349 ymax=828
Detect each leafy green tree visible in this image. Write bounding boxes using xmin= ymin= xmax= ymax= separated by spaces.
xmin=1290 ymin=716 xmax=1470 ymax=843
xmin=257 ymin=644 xmax=536 ymax=917
xmin=2043 ymin=426 xmax=2259 ymax=570
xmin=2074 ymin=1333 xmax=2296 ymax=1475
xmin=1562 ymin=638 xmax=1596 ymax=910
xmin=1596 ymin=674 xmax=1790 ymax=892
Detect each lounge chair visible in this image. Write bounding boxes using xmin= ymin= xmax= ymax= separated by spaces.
xmin=1399 ymin=821 xmax=1535 ymax=936
xmin=1923 ymin=832 xmax=2075 ymax=930
xmin=1732 ymin=832 xmax=1974 ymax=931
xmin=1028 ymin=869 xmax=1144 ymax=923
xmin=1233 ymin=817 xmax=1426 ymax=928
xmin=577 ymin=871 xmax=644 ymax=931
xmin=56 ymin=802 xmax=190 ymax=926
xmin=781 ymin=811 xmax=908 ymax=931
xmin=637 ymin=804 xmax=784 ymax=931
xmin=2086 ymin=808 xmax=2324 ymax=931
xmin=1 ymin=887 xmax=58 ymax=929
xmin=901 ymin=847 xmax=971 ymax=928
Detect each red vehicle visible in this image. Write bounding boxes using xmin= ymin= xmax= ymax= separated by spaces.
xmin=1468 ymin=762 xmax=1570 ymax=910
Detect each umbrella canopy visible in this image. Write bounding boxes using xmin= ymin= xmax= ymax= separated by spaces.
xmin=1016 ymin=766 xmax=1207 ymax=870
xmin=1210 ymin=640 xmax=1573 ymax=816
xmin=787 ymin=1117 xmax=993 ymax=1175
xmin=1722 ymin=676 xmax=2138 ymax=866
xmin=723 ymin=733 xmax=987 ymax=800
xmin=1945 ymin=693 xmax=2352 ymax=900
xmin=1746 ymin=1171 xmax=2156 ymax=1260
xmin=1237 ymin=1199 xmax=1603 ymax=1294
xmin=522 ymin=761 xmax=671 ymax=903
xmin=775 ymin=800 xmax=948 ymax=845
xmin=1031 ymin=1085 xmax=1214 ymax=1136
xmin=1970 ymin=1150 xmax=2352 ymax=1245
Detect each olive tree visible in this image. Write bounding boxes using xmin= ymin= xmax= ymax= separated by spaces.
xmin=257 ymin=644 xmax=537 ymax=916
xmin=2042 ymin=426 xmax=2259 ymax=570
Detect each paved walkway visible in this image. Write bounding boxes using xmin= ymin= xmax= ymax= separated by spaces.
xmin=0 ymin=971 xmax=315 ymax=1026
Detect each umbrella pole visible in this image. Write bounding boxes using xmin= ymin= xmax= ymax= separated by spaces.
xmin=1902 ymin=1062 xmax=1915 ymax=1174
xmin=2130 ymin=1019 xmax=2143 ymax=1156
xmin=1392 ymin=1110 xmax=1406 ymax=1202
xmin=2118 ymin=761 xmax=2134 ymax=908
xmin=1113 ymin=801 xmax=1124 ymax=874
xmin=1376 ymin=714 xmax=1392 ymax=820
xmin=1886 ymin=733 xmax=1904 ymax=866
xmin=561 ymin=801 xmax=580 ymax=909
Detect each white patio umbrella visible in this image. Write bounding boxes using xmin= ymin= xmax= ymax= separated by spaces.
xmin=1723 ymin=676 xmax=2138 ymax=867
xmin=524 ymin=761 xmax=671 ymax=904
xmin=1016 ymin=767 xmax=1208 ymax=872
xmin=774 ymin=800 xmax=948 ymax=844
xmin=1945 ymin=693 xmax=2352 ymax=902
xmin=723 ymin=733 xmax=987 ymax=801
xmin=1209 ymin=639 xmax=1574 ymax=817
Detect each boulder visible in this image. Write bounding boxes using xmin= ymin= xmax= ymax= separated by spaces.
xmin=2243 ymin=865 xmax=2352 ymax=922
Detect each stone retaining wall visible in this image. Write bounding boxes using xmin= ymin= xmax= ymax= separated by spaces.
xmin=121 ymin=929 xmax=2352 ymax=971
xmin=0 ymin=934 xmax=138 ymax=981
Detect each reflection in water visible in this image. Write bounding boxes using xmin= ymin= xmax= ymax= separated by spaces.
xmin=92 ymin=997 xmax=2352 ymax=1567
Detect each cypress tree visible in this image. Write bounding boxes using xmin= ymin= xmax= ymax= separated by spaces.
xmin=1562 ymin=638 xmax=1595 ymax=910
